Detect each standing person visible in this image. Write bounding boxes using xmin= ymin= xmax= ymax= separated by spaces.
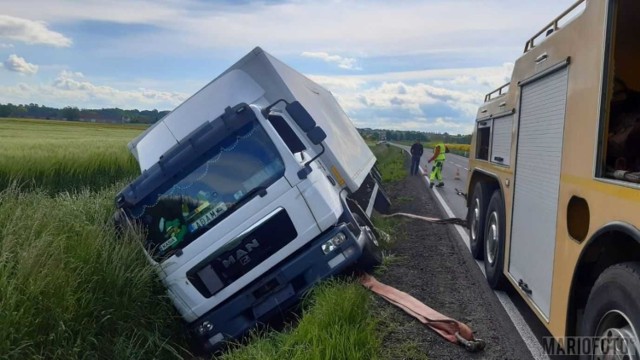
xmin=428 ymin=142 xmax=448 ymax=188
xmin=410 ymin=139 xmax=424 ymax=176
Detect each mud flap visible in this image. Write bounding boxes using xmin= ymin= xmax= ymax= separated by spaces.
xmin=373 ymin=182 xmax=391 ymax=215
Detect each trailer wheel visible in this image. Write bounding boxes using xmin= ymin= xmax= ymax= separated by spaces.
xmin=354 ymin=214 xmax=383 ymax=272
xmin=579 ymin=262 xmax=640 ymax=360
xmin=484 ymin=190 xmax=506 ymax=289
xmin=469 ymin=182 xmax=490 ymax=260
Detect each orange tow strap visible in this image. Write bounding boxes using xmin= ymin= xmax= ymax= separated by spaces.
xmin=360 ymin=273 xmax=486 ymax=352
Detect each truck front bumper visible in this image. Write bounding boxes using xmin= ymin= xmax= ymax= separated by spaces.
xmin=189 ymin=222 xmax=369 ymax=352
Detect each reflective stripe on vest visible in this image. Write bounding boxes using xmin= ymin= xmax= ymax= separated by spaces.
xmin=436 ymin=143 xmax=446 ymax=161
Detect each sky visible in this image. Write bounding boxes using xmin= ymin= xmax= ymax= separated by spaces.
xmin=0 ymin=0 xmax=579 ymax=134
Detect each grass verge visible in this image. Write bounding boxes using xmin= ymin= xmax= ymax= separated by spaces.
xmin=372 ymin=145 xmax=407 ymax=183
xmin=0 ymin=184 xmax=188 ymax=359
xmin=217 ymin=280 xmax=379 ymax=360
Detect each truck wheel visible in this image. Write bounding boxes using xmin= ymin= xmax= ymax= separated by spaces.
xmin=354 ymin=214 xmax=383 ymax=272
xmin=484 ymin=190 xmax=506 ymax=289
xmin=579 ymin=262 xmax=640 ymax=360
xmin=469 ymin=182 xmax=490 ymax=260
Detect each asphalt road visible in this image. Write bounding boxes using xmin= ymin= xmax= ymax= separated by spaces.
xmin=402 ymin=145 xmax=470 ymax=219
xmin=390 ymin=142 xmax=553 ymax=360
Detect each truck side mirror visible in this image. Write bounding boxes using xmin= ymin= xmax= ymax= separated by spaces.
xmin=307 ymin=126 xmax=326 ymax=145
xmin=286 ymin=101 xmax=316 ymax=132
xmin=298 ymin=126 xmax=327 ymax=180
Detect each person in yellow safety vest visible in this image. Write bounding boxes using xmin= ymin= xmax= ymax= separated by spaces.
xmin=428 ymin=142 xmax=448 ymax=189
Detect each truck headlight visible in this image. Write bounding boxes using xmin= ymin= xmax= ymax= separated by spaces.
xmin=322 ymin=232 xmax=347 ymax=255
xmin=196 ymin=320 xmax=214 ymax=335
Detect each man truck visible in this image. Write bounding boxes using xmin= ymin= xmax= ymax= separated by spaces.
xmin=114 ymin=47 xmax=389 ymax=351
xmin=466 ymin=0 xmax=640 ymax=357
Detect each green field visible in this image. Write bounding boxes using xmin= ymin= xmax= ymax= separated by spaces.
xmin=0 ymin=118 xmax=143 ymax=193
xmin=1 ymin=118 xmax=407 ymax=360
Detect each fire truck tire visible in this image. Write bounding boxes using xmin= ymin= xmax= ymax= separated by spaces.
xmin=579 ymin=262 xmax=640 ymax=360
xmin=354 ymin=214 xmax=383 ymax=272
xmin=484 ymin=190 xmax=506 ymax=289
xmin=469 ymin=182 xmax=490 ymax=260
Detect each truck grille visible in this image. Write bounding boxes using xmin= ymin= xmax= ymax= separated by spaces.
xmin=187 ymin=209 xmax=297 ymax=298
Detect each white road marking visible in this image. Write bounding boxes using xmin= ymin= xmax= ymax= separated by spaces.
xmin=412 ymin=160 xmax=550 ymax=360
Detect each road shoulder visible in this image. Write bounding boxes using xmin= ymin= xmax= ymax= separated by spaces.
xmin=374 ymin=161 xmax=532 ymax=360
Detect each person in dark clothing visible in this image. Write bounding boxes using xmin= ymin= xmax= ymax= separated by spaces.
xmin=410 ymin=140 xmax=424 ymax=176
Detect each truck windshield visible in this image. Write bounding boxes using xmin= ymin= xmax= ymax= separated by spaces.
xmin=129 ymin=120 xmax=285 ymax=261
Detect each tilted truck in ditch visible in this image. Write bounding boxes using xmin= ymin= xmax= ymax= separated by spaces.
xmin=466 ymin=0 xmax=640 ymax=356
xmin=114 ymin=47 xmax=390 ymax=351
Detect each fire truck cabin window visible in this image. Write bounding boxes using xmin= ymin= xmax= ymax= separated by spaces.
xmin=476 ymin=121 xmax=491 ymax=161
xmin=600 ymin=0 xmax=640 ymax=185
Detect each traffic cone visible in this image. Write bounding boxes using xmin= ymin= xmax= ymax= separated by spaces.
xmin=454 ymin=167 xmax=461 ymax=180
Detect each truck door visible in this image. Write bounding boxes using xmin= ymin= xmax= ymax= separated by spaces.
xmin=509 ymin=63 xmax=569 ymax=319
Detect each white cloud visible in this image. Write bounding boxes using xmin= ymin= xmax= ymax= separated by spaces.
xmin=0 ymin=0 xmax=575 ymax=57
xmin=0 ymin=70 xmax=188 ymax=110
xmin=2 ymin=54 xmax=38 ymax=75
xmin=0 ymin=15 xmax=72 ymax=47
xmin=50 ymin=70 xmax=188 ymax=106
xmin=308 ymin=64 xmax=514 ymax=134
xmin=301 ymin=51 xmax=361 ymax=70
xmin=0 ymin=43 xmax=14 ymax=48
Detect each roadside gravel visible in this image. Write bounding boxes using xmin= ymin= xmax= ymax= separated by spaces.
xmin=375 ymin=161 xmax=533 ymax=360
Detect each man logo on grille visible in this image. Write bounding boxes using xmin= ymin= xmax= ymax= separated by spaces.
xmin=222 ymin=239 xmax=260 ymax=268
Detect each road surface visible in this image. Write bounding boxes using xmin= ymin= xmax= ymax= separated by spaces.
xmin=390 ymin=142 xmax=553 ymax=360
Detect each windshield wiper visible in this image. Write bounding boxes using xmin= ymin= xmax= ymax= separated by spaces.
xmin=230 ymin=186 xmax=268 ymax=210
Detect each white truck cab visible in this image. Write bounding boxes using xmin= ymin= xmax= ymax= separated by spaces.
xmin=115 ymin=47 xmax=389 ymax=351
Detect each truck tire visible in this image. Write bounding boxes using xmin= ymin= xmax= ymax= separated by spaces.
xmin=484 ymin=190 xmax=506 ymax=289
xmin=354 ymin=214 xmax=383 ymax=272
xmin=469 ymin=182 xmax=490 ymax=260
xmin=579 ymin=262 xmax=640 ymax=360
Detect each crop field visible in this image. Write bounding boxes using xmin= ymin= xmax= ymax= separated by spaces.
xmin=0 ymin=118 xmax=406 ymax=360
xmin=0 ymin=118 xmax=142 ymax=193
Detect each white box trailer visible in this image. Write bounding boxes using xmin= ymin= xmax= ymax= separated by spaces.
xmin=116 ymin=47 xmax=389 ymax=352
xmin=129 ymin=47 xmax=375 ymax=193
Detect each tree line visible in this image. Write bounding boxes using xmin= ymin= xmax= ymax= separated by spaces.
xmin=0 ymin=103 xmax=170 ymax=124
xmin=358 ymin=128 xmax=471 ymax=144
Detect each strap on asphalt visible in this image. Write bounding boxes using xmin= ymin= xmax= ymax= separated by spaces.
xmin=360 ymin=273 xmax=486 ymax=353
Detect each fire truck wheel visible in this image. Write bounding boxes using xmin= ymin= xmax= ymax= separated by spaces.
xmin=484 ymin=190 xmax=506 ymax=289
xmin=580 ymin=262 xmax=640 ymax=360
xmin=354 ymin=214 xmax=383 ymax=272
xmin=469 ymin=182 xmax=490 ymax=260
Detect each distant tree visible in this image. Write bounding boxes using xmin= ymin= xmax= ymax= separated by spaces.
xmin=11 ymin=105 xmax=27 ymax=118
xmin=0 ymin=104 xmax=13 ymax=117
xmin=61 ymin=106 xmax=81 ymax=121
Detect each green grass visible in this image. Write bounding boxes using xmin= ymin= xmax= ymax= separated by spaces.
xmin=0 ymin=118 xmax=144 ymax=193
xmin=0 ymin=184 xmax=189 ymax=359
xmin=218 ymin=280 xmax=380 ymax=360
xmin=372 ymin=145 xmax=408 ymax=183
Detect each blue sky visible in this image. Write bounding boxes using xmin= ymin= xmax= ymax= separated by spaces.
xmin=0 ymin=0 xmax=578 ymax=134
